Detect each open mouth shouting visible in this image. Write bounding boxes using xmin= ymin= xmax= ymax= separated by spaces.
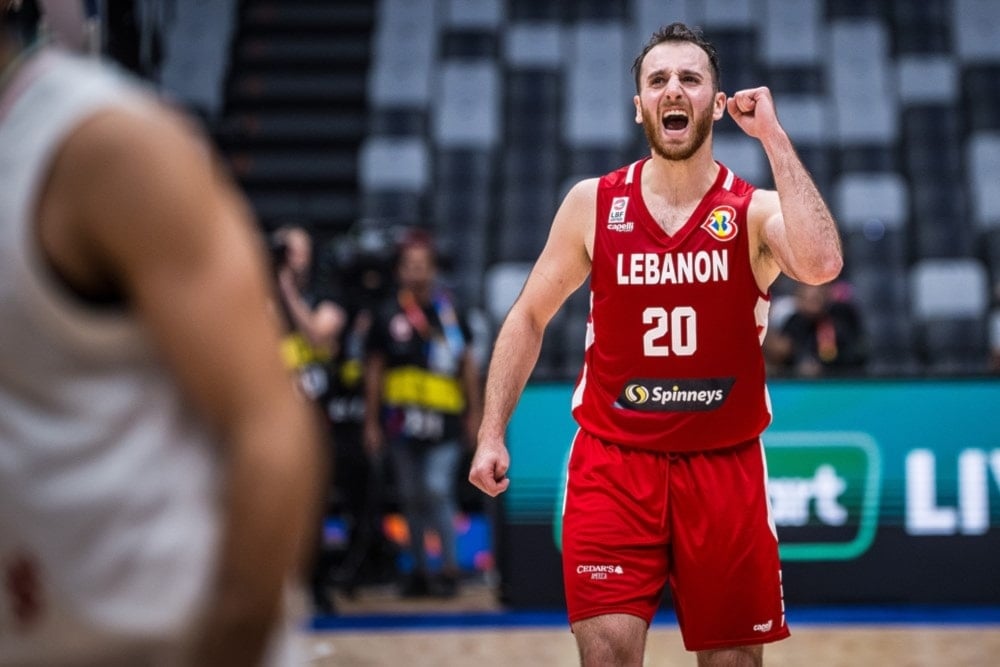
xmin=662 ymin=109 xmax=690 ymax=134
xmin=641 ymin=100 xmax=710 ymax=161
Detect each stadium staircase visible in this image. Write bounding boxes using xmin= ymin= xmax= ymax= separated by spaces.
xmin=213 ymin=0 xmax=374 ymax=234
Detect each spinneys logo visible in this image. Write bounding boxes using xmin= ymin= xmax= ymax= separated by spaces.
xmin=623 ymin=383 xmax=649 ymax=404
xmin=765 ymin=432 xmax=881 ymax=561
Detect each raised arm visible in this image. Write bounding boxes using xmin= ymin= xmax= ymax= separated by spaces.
xmin=277 ymin=266 xmax=346 ymax=356
xmin=41 ymin=105 xmax=323 ymax=666
xmin=468 ymin=178 xmax=596 ymax=497
xmin=727 ymin=87 xmax=843 ymax=289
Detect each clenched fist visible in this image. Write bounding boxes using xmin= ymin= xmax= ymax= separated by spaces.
xmin=726 ymin=86 xmax=783 ymax=142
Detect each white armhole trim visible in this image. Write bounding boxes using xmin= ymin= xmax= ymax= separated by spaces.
xmin=722 ymin=167 xmax=735 ymax=191
xmin=624 ymin=160 xmax=640 ymax=185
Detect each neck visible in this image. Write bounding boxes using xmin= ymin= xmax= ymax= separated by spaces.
xmin=643 ymin=142 xmax=720 ymax=206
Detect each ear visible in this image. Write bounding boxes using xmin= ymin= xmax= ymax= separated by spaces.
xmin=633 ymin=94 xmax=642 ymax=124
xmin=712 ymin=91 xmax=726 ymax=121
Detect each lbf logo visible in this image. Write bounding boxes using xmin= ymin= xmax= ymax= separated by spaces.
xmin=608 ymin=196 xmax=629 ymax=224
xmin=702 ymin=205 xmax=738 ymax=241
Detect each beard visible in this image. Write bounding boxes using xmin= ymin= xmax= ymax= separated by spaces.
xmin=641 ymin=101 xmax=714 ymax=161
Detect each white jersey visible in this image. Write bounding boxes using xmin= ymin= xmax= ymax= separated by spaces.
xmin=0 ymin=49 xmax=295 ymax=665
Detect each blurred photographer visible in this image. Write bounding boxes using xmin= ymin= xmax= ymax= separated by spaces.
xmin=271 ymin=225 xmax=346 ymax=378
xmin=269 ymin=224 xmax=346 ymax=615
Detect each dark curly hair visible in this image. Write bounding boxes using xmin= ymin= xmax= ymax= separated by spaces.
xmin=631 ymin=22 xmax=721 ymax=93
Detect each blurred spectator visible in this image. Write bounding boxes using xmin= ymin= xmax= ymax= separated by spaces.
xmin=363 ymin=230 xmax=483 ymax=598
xmin=765 ymin=282 xmax=868 ymax=377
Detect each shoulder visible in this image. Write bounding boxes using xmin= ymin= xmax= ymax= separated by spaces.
xmin=64 ymin=101 xmax=211 ymax=180
xmin=716 ymin=164 xmax=756 ymax=198
xmin=39 ymin=95 xmax=231 ymax=287
xmin=565 ymin=177 xmax=600 ymax=202
xmin=553 ymin=177 xmax=600 ymax=228
xmin=553 ymin=178 xmax=600 ymax=256
xmin=710 ymin=161 xmax=762 ymax=206
xmin=560 ymin=158 xmax=644 ymax=204
xmin=747 ymin=188 xmax=781 ymax=227
xmin=49 ymin=97 xmax=220 ymax=239
xmin=598 ymin=159 xmax=645 ymax=190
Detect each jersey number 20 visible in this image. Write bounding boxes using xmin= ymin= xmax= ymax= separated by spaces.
xmin=642 ymin=306 xmax=696 ymax=356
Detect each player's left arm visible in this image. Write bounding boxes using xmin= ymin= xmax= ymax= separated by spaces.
xmin=727 ymin=87 xmax=843 ymax=289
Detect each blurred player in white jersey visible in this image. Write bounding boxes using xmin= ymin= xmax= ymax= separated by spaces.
xmin=0 ymin=1 xmax=322 ymax=664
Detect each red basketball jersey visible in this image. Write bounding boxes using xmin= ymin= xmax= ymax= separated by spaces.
xmin=571 ymin=158 xmax=772 ymax=453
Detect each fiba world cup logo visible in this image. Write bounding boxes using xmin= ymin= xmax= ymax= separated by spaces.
xmin=702 ymin=205 xmax=738 ymax=241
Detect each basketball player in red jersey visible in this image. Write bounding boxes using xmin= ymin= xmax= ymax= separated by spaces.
xmin=469 ymin=23 xmax=842 ymax=667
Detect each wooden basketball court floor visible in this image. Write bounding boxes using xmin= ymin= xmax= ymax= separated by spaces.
xmin=299 ymin=583 xmax=1000 ymax=666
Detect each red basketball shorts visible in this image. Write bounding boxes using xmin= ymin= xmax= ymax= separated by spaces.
xmin=561 ymin=429 xmax=790 ymax=651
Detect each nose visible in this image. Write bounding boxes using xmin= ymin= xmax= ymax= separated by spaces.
xmin=663 ymin=74 xmax=683 ymax=97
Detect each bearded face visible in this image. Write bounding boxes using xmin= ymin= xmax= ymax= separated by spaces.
xmin=633 ymin=41 xmax=723 ymax=162
xmin=639 ymin=94 xmax=715 ymax=161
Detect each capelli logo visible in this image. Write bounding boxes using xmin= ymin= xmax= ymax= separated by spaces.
xmin=753 ymin=620 xmax=773 ymax=633
xmin=623 ymin=383 xmax=649 ymax=404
